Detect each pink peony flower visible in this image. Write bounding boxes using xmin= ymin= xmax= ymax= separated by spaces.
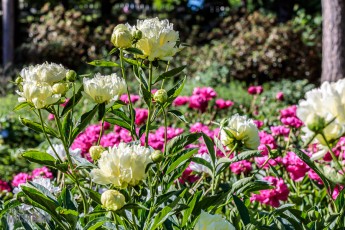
xmin=280 ymin=105 xmax=298 ymax=118
xmin=281 ymin=117 xmax=303 ymax=128
xmin=101 ymin=132 xmax=121 ymax=147
xmin=308 ymin=170 xmax=323 ymax=185
xmin=193 ymin=87 xmax=217 ymax=101
xmin=32 ymin=166 xmax=53 ymax=179
xmin=276 ymin=92 xmax=284 ymax=101
xmin=270 ymin=126 xmax=290 ymax=137
xmin=230 ymin=160 xmax=252 ymax=175
xmin=190 ymin=122 xmax=214 ymax=138
xmin=48 ymin=113 xmax=55 ymax=120
xmin=120 ymin=94 xmax=140 ymax=104
xmin=215 ymin=99 xmax=234 ymax=110
xmin=258 ymin=131 xmax=277 ymax=155
xmin=253 ymin=120 xmax=264 ymax=129
xmin=173 ymin=96 xmax=190 ymax=106
xmin=250 ymin=176 xmax=289 ymax=207
xmin=248 ymin=86 xmax=263 ymax=95
xmin=12 ymin=173 xmax=32 ymax=187
xmin=135 ymin=108 xmax=148 ymax=125
xmin=189 ymin=94 xmax=208 ymax=112
xmin=282 ymin=152 xmax=309 ymax=181
xmin=255 ymin=156 xmax=282 ymax=169
xmin=0 ymin=180 xmax=11 ymax=192
xmin=332 ymin=185 xmax=344 ymax=200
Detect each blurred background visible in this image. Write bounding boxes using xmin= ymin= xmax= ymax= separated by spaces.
xmin=0 ymin=0 xmax=323 ymax=93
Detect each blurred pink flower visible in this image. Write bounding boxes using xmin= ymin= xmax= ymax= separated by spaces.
xmin=0 ymin=180 xmax=11 ymax=192
xmin=282 ymin=152 xmax=309 ymax=181
xmin=215 ymin=99 xmax=234 ymax=109
xmin=250 ymin=176 xmax=289 ymax=207
xmin=276 ymin=92 xmax=284 ymax=101
xmin=120 ymin=94 xmax=140 ymax=104
xmin=173 ymin=96 xmax=189 ymax=106
xmin=248 ymin=86 xmax=263 ymax=95
xmin=12 ymin=173 xmax=32 ymax=187
xmin=135 ymin=108 xmax=148 ymax=125
xmin=230 ymin=160 xmax=252 ymax=175
xmin=189 ymin=94 xmax=208 ymax=112
xmin=32 ymin=166 xmax=53 ymax=179
xmin=193 ymin=87 xmax=217 ymax=100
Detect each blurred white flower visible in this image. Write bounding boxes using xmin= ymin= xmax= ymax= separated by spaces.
xmin=20 ymin=62 xmax=68 ymax=85
xmin=46 ymin=144 xmax=81 ymax=160
xmin=83 ymin=73 xmax=126 ymax=104
xmin=91 ymin=142 xmax=152 ymax=188
xmin=17 ymin=81 xmax=61 ymax=109
xmin=189 ymin=153 xmax=212 ymax=175
xmin=297 ymin=79 xmax=345 ymax=156
xmin=194 ymin=210 xmax=236 ymax=230
xmin=101 ymin=190 xmax=126 ymax=211
xmin=136 ymin=18 xmax=181 ymax=61
xmin=220 ymin=114 xmax=260 ymax=150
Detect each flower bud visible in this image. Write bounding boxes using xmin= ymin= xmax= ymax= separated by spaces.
xmin=111 ymin=24 xmax=132 ymax=49
xmin=52 ymin=83 xmax=69 ymax=95
xmin=306 ymin=114 xmax=326 ymax=133
xmin=89 ymin=145 xmax=105 ymax=161
xmin=66 ymin=70 xmax=77 ymax=82
xmin=151 ymin=150 xmax=163 ymax=163
xmin=101 ymin=190 xmax=125 ymax=211
xmin=132 ymin=29 xmax=142 ymax=41
xmin=153 ymin=89 xmax=168 ymax=104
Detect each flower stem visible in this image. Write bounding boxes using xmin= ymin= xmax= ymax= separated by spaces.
xmin=320 ymin=132 xmax=345 ymax=175
xmin=145 ymin=62 xmax=153 ymax=147
xmin=119 ymin=49 xmax=137 ymax=140
xmin=162 ymin=107 xmax=168 ymax=155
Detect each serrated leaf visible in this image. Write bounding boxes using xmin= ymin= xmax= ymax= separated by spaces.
xmin=88 ymin=60 xmax=119 ymax=67
xmin=153 ymin=65 xmax=186 ymax=84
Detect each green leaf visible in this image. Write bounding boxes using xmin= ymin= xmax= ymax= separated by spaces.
xmin=229 ymin=150 xmax=261 ymax=163
xmin=22 ymin=150 xmax=56 ymax=166
xmin=0 ymin=199 xmax=21 ymax=218
xmin=140 ymin=83 xmax=152 ymax=106
xmin=13 ymin=102 xmax=30 ymax=111
xmin=110 ymin=109 xmax=131 ymax=123
xmin=335 ymin=188 xmax=345 ymax=210
xmin=230 ymin=178 xmax=271 ymax=195
xmin=166 ymin=149 xmax=198 ymax=174
xmin=107 ymin=100 xmax=126 ymax=111
xmin=133 ymin=65 xmax=148 ymax=88
xmin=20 ymin=117 xmax=59 ymax=138
xmin=168 ymin=110 xmax=188 ymax=123
xmin=121 ymin=203 xmax=149 ymax=211
xmin=105 ymin=117 xmax=131 ymax=131
xmin=98 ymin=103 xmax=106 ymax=121
xmin=124 ymin=58 xmax=147 ymax=68
xmin=166 ymin=133 xmax=202 ymax=155
xmin=166 ymin=76 xmax=186 ymax=101
xmin=58 ymin=188 xmax=77 ymax=211
xmin=233 ymin=195 xmax=250 ymax=225
xmin=56 ymin=207 xmax=78 ymax=227
xmin=61 ymin=85 xmax=84 ymax=117
xmin=150 ymin=189 xmax=187 ymax=230
xmin=71 ymin=104 xmax=99 ymax=141
xmin=270 ymin=204 xmax=295 ymax=217
xmin=125 ymin=47 xmax=144 ymax=55
xmin=190 ymin=157 xmax=213 ymax=174
xmin=181 ymin=191 xmax=201 ymax=226
xmin=202 ymin=133 xmax=216 ymax=169
xmin=62 ymin=111 xmax=73 ymax=146
xmin=88 ymin=60 xmax=119 ymax=67
xmin=153 ymin=65 xmax=186 ymax=84
xmin=84 ymin=217 xmax=109 ymax=230
xmin=294 ymin=148 xmax=333 ymax=192
xmin=108 ymin=47 xmax=118 ymax=56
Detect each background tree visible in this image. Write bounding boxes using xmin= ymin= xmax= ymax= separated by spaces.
xmin=321 ymin=0 xmax=345 ymax=82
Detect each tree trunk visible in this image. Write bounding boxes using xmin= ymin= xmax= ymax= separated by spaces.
xmin=2 ymin=0 xmax=14 ymax=68
xmin=321 ymin=0 xmax=345 ymax=82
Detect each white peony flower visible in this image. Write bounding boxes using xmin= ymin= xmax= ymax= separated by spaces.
xmin=90 ymin=142 xmax=152 ymax=188
xmin=135 ymin=18 xmax=181 ymax=61
xmin=220 ymin=114 xmax=260 ymax=150
xmin=297 ymin=79 xmax=345 ymax=158
xmin=189 ymin=153 xmax=212 ymax=175
xmin=47 ymin=144 xmax=81 ymax=160
xmin=20 ymin=62 xmax=68 ymax=85
xmin=17 ymin=81 xmax=61 ymax=109
xmin=83 ymin=73 xmax=126 ymax=104
xmin=101 ymin=190 xmax=126 ymax=211
xmin=194 ymin=210 xmax=236 ymax=230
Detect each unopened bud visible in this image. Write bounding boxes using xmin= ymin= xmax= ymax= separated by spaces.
xmin=153 ymin=89 xmax=168 ymax=104
xmin=111 ymin=24 xmax=132 ymax=49
xmin=132 ymin=29 xmax=142 ymax=41
xmin=89 ymin=145 xmax=105 ymax=161
xmin=101 ymin=190 xmax=125 ymax=211
xmin=52 ymin=83 xmax=69 ymax=95
xmin=151 ymin=150 xmax=164 ymax=163
xmin=307 ymin=114 xmax=326 ymax=133
xmin=66 ymin=70 xmax=77 ymax=82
